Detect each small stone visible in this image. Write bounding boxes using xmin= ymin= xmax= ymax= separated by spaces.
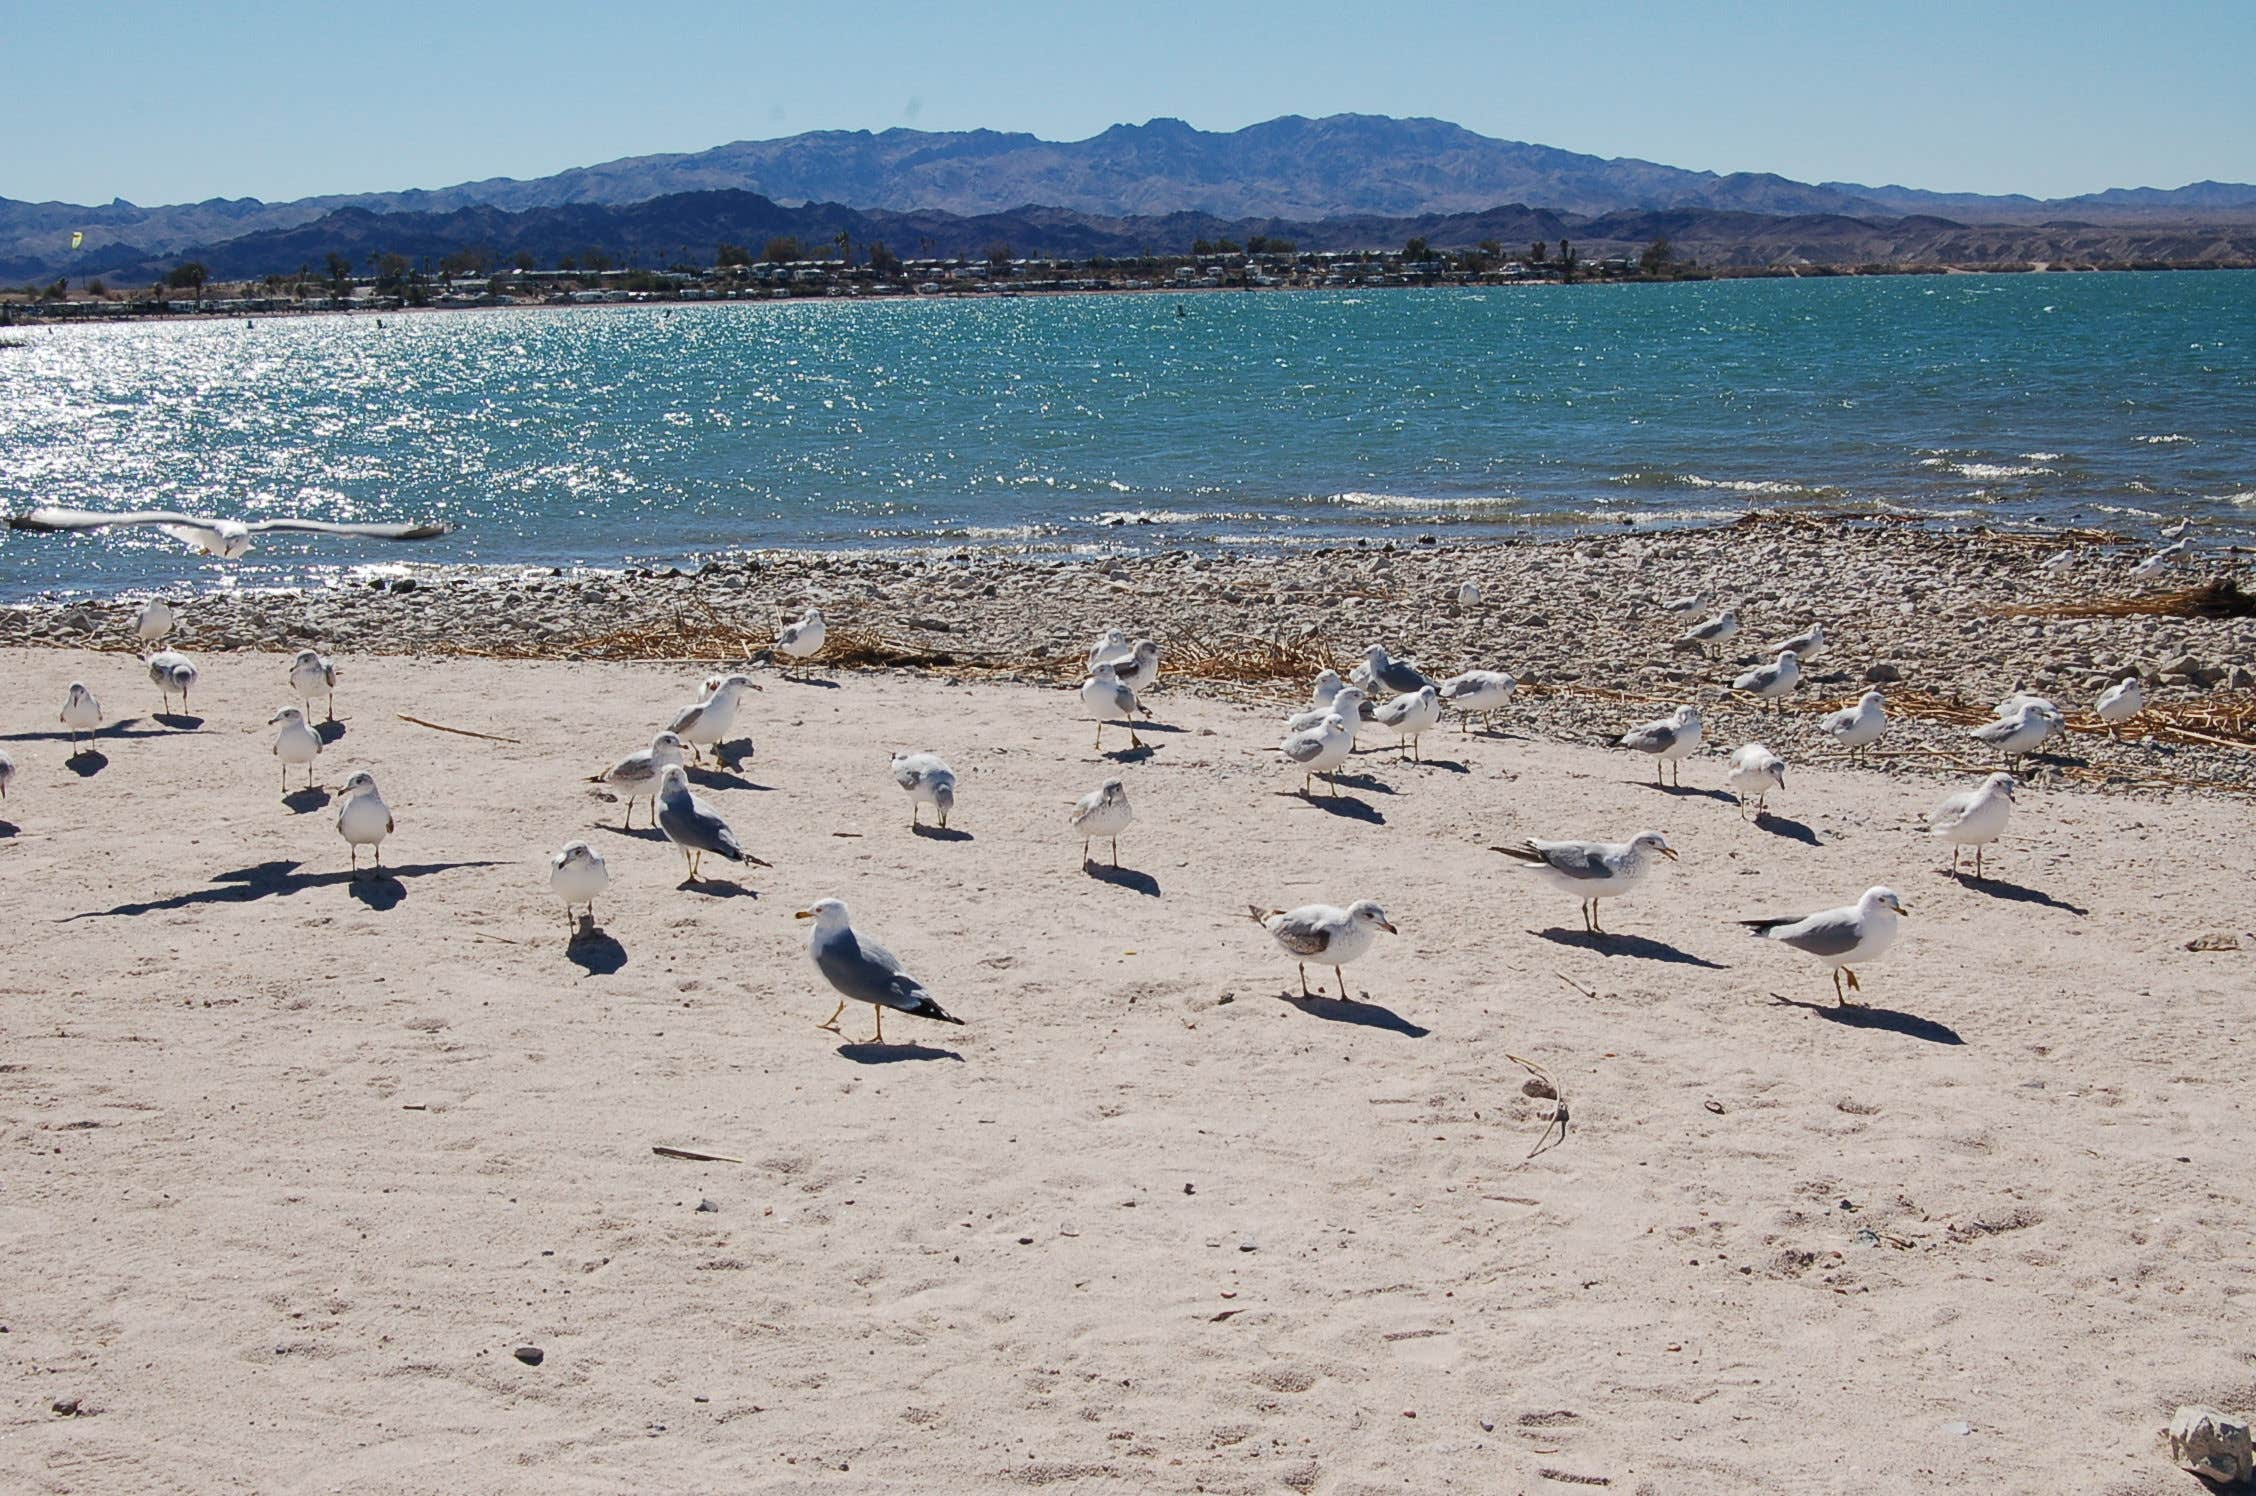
xmin=1865 ymin=661 xmax=1903 ymax=683
xmin=51 ymin=1397 xmax=81 ymax=1416
xmin=389 ymin=577 xmax=419 ymax=595
xmin=514 ymin=1345 xmax=545 ymax=1366
xmin=2168 ymin=1405 xmax=2252 ymax=1484
xmin=1941 ymin=1419 xmax=1973 ymax=1437
xmin=2187 ymin=933 xmax=2243 ymax=953
xmin=695 ymin=1198 xmax=719 ymax=1213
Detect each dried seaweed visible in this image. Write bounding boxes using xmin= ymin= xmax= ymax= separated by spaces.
xmin=2006 ymin=575 xmax=2256 ymax=621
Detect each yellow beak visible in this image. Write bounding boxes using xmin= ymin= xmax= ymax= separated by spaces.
xmin=793 ymin=909 xmax=814 ymax=920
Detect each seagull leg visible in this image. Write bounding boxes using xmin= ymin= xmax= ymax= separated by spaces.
xmin=1081 ymin=837 xmax=1091 ymax=865
xmin=1974 ymin=844 xmax=1985 ymax=878
xmin=1094 ymin=724 xmax=1103 ymax=751
xmin=1335 ymin=965 xmax=1350 ymax=1001
xmin=1297 ymin=962 xmax=1312 ymax=998
xmin=1111 ymin=836 xmax=1120 ymax=867
xmin=1591 ymin=901 xmax=1606 ymax=935
xmin=816 ymin=999 xmax=845 ymax=1033
xmin=327 ymin=690 xmax=335 ymax=722
xmin=1844 ymin=968 xmax=1862 ymax=997
xmin=873 ymin=1008 xmax=885 ymax=1044
xmin=1129 ymin=725 xmax=1145 ymax=750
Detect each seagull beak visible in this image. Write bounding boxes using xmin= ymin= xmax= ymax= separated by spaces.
xmin=793 ymin=909 xmax=814 ymax=920
xmin=1378 ymin=919 xmax=1399 ymax=935
xmin=1659 ymin=847 xmax=1679 ymax=861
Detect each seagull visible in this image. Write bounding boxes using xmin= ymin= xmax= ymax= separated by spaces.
xmin=589 ymin=731 xmax=687 ymax=828
xmin=1088 ymin=628 xmax=1135 ymax=671
xmin=1070 ymin=778 xmax=1134 ymax=865
xmin=549 ymin=841 xmax=610 ymax=935
xmin=1732 ymin=650 xmax=1800 ymax=711
xmin=7 ymin=505 xmax=454 ymax=558
xmin=1286 ymin=686 xmax=1365 ymax=735
xmin=890 ymin=751 xmax=958 ymax=829
xmin=1492 ymin=831 xmax=1675 ymax=934
xmin=146 ymin=649 xmax=199 ymax=713
xmin=1439 ymin=670 xmax=1517 ymax=734
xmin=1080 ymin=663 xmax=1145 ymax=752
xmin=0 ymin=749 xmax=14 ymax=800
xmin=1765 ymin=622 xmax=1824 ymax=662
xmin=776 ymin=607 xmax=826 ymax=670
xmin=1308 ymin=669 xmax=1346 ymax=711
xmin=1820 ymin=689 xmax=1888 ymax=760
xmin=1928 ymin=772 xmax=2015 ymax=878
xmin=335 ymin=772 xmax=393 ymax=876
xmin=2040 ymin=550 xmax=2073 ymax=573
xmin=1726 ymin=742 xmax=1786 ymax=819
xmin=133 ymin=598 xmax=177 ymax=642
xmin=1279 ymin=712 xmax=1356 ymax=797
xmin=1742 ymin=886 xmax=1908 ymax=1005
xmin=1676 ymin=609 xmax=1738 ymax=654
xmin=797 ymin=897 xmax=964 ymax=1043
xmin=288 ymin=649 xmax=339 ymax=720
xmin=1113 ymin=639 xmax=1161 ymax=694
xmin=667 ymin=673 xmax=760 ymax=763
xmin=1971 ymin=702 xmax=2062 ymax=767
xmin=2094 ymin=675 xmax=2144 ymax=735
xmin=1621 ymin=705 xmax=1702 ymax=786
xmin=1249 ymin=900 xmax=1398 ymax=1000
xmin=2129 ymin=539 xmax=2186 ymax=580
xmin=269 ymin=707 xmax=321 ymax=791
xmin=1352 ymin=644 xmax=1433 ymax=696
xmin=1371 ymin=684 xmax=1443 ymax=761
xmin=1993 ymin=692 xmax=2059 ymax=720
xmin=654 ymin=763 xmax=749 ymax=882
xmin=2161 ymin=518 xmax=2191 ymax=540
xmin=59 ymin=682 xmax=101 ymax=755
xmin=1456 ymin=580 xmax=1483 ymax=606
xmin=1663 ymin=589 xmax=1708 ymax=614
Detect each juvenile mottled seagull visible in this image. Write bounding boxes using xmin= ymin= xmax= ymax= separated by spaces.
xmin=59 ymin=682 xmax=102 ymax=755
xmin=776 ymin=607 xmax=826 ymax=667
xmin=667 ymin=673 xmax=759 ymax=763
xmin=1676 ymin=609 xmax=1739 ymax=654
xmin=288 ymin=649 xmax=339 ymax=720
xmin=1971 ymin=701 xmax=2061 ymax=767
xmin=1492 ymin=831 xmax=1675 ymax=934
xmin=654 ymin=763 xmax=747 ymax=882
xmin=133 ymin=598 xmax=177 ymax=642
xmin=1620 ymin=705 xmax=1702 ymax=786
xmin=1112 ymin=638 xmax=1161 ymax=694
xmin=1070 ymin=778 xmax=1134 ymax=865
xmin=7 ymin=505 xmax=453 ymax=558
xmin=269 ymin=707 xmax=321 ymax=791
xmin=1352 ymin=644 xmax=1433 ymax=697
xmin=1089 ymin=628 xmax=1135 ymax=671
xmin=146 ymin=649 xmax=199 ymax=713
xmin=1928 ymin=772 xmax=2015 ymax=878
xmin=1765 ymin=622 xmax=1824 ymax=662
xmin=1250 ymin=900 xmax=1398 ymax=1000
xmin=1742 ymin=886 xmax=1908 ymax=1005
xmin=1439 ymin=670 xmax=1517 ymax=734
xmin=1726 ymin=742 xmax=1786 ymax=819
xmin=1279 ymin=711 xmax=1355 ymax=797
xmin=890 ymin=751 xmax=958 ymax=829
xmin=1820 ymin=689 xmax=1887 ymax=760
xmin=797 ymin=897 xmax=964 ymax=1043
xmin=1732 ymin=650 xmax=1801 ymax=710
xmin=1080 ymin=663 xmax=1145 ymax=752
xmin=549 ymin=841 xmax=610 ymax=934
xmin=2094 ymin=675 xmax=2144 ymax=734
xmin=590 ymin=731 xmax=686 ymax=828
xmin=1286 ymin=686 xmax=1365 ymax=735
xmin=1372 ymin=684 xmax=1443 ymax=761
xmin=335 ymin=772 xmax=393 ymax=875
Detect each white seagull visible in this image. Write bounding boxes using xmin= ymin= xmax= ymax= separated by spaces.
xmin=890 ymin=751 xmax=958 ymax=829
xmin=1371 ymin=684 xmax=1443 ymax=761
xmin=1492 ymin=831 xmax=1676 ymax=934
xmin=797 ymin=897 xmax=964 ymax=1043
xmin=776 ymin=607 xmax=826 ymax=670
xmin=1249 ymin=900 xmax=1399 ymax=1000
xmin=1726 ymin=742 xmax=1787 ymax=819
xmin=269 ymin=707 xmax=322 ymax=791
xmin=2129 ymin=539 xmax=2186 ymax=580
xmin=146 ymin=649 xmax=199 ymax=713
xmin=1088 ymin=628 xmax=1135 ymax=671
xmin=653 ymin=763 xmax=750 ymax=882
xmin=1456 ymin=580 xmax=1483 ymax=606
xmin=1286 ymin=686 xmax=1365 ymax=735
xmin=0 ymin=748 xmax=14 ymax=800
xmin=1279 ymin=711 xmax=1356 ymax=797
xmin=1765 ymin=622 xmax=1825 ymax=662
xmin=1621 ymin=705 xmax=1703 ymax=786
xmin=1112 ymin=639 xmax=1161 ymax=694
xmin=1307 ymin=669 xmax=1346 ymax=711
xmin=549 ymin=841 xmax=611 ymax=935
xmin=1928 ymin=772 xmax=2016 ymax=878
xmin=8 ymin=505 xmax=453 ymax=558
xmin=1070 ymin=778 xmax=1134 ymax=865
xmin=667 ymin=673 xmax=760 ymax=763
xmin=2094 ymin=676 xmax=2144 ymax=735
xmin=1080 ymin=663 xmax=1145 ymax=752
xmin=1439 ymin=670 xmax=1517 ymax=734
xmin=1676 ymin=609 xmax=1739 ymax=654
xmin=59 ymin=682 xmax=102 ymax=755
xmin=288 ymin=649 xmax=340 ymax=720
xmin=133 ymin=598 xmax=177 ymax=642
xmin=1732 ymin=650 xmax=1800 ymax=710
xmin=1820 ymin=689 xmax=1888 ymax=760
xmin=589 ymin=731 xmax=687 ymax=828
xmin=335 ymin=772 xmax=394 ymax=876
xmin=1742 ymin=886 xmax=1908 ymax=1005
xmin=1352 ymin=644 xmax=1433 ymax=696
xmin=1971 ymin=701 xmax=2062 ymax=767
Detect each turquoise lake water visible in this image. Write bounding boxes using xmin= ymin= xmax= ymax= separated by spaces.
xmin=1 ymin=271 xmax=2249 ymax=599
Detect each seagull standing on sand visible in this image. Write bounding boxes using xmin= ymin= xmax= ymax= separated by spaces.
xmin=335 ymin=772 xmax=393 ymax=875
xmin=890 ymin=751 xmax=958 ymax=829
xmin=1249 ymin=900 xmax=1398 ymax=1000
xmin=1492 ymin=831 xmax=1676 ymax=934
xmin=1971 ymin=701 xmax=2062 ymax=767
xmin=654 ymin=763 xmax=749 ymax=882
xmin=1621 ymin=705 xmax=1702 ymax=786
xmin=1070 ymin=778 xmax=1134 ymax=865
xmin=1766 ymin=622 xmax=1824 ymax=662
xmin=776 ymin=607 xmax=826 ymax=670
xmin=2094 ymin=676 xmax=2144 ymax=735
xmin=797 ymin=897 xmax=964 ymax=1043
xmin=590 ymin=731 xmax=687 ymax=828
xmin=1089 ymin=628 xmax=1135 ymax=671
xmin=1279 ymin=712 xmax=1356 ymax=797
xmin=0 ymin=749 xmax=14 ymax=800
xmin=1742 ymin=886 xmax=1908 ymax=1006
xmin=133 ymin=598 xmax=176 ymax=642
xmin=1352 ymin=644 xmax=1433 ymax=697
xmin=7 ymin=506 xmax=454 ymax=558
xmin=1439 ymin=670 xmax=1517 ymax=734
xmin=1726 ymin=743 xmax=1786 ymax=818
xmin=1677 ymin=609 xmax=1739 ymax=655
xmin=146 ymin=649 xmax=199 ymax=713
xmin=667 ymin=674 xmax=760 ymax=763
xmin=1820 ymin=689 xmax=1888 ymax=760
xmin=1080 ymin=663 xmax=1145 ymax=752
xmin=288 ymin=649 xmax=339 ymax=720
xmin=549 ymin=841 xmax=610 ymax=934
xmin=1928 ymin=772 xmax=2016 ymax=878
xmin=1287 ymin=686 xmax=1365 ymax=735
xmin=269 ymin=708 xmax=321 ymax=791
xmin=1732 ymin=650 xmax=1801 ymax=711
xmin=1372 ymin=684 xmax=1443 ymax=761
xmin=59 ymin=682 xmax=102 ymax=755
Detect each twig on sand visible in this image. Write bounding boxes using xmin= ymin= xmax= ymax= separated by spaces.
xmin=1553 ymin=971 xmax=1598 ymax=1000
xmin=1507 ymin=1053 xmax=1571 ymax=1159
xmin=652 ymin=1145 xmax=742 ymax=1164
xmin=397 ymin=713 xmax=521 ymax=744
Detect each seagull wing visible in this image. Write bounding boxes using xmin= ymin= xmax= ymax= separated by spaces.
xmin=8 ymin=506 xmax=219 ymax=533
xmin=1742 ymin=907 xmax=1864 ymax=957
xmin=815 ymin=931 xmax=962 ymax=1023
xmin=1265 ymin=915 xmax=1333 ymax=957
xmin=244 ymin=518 xmax=454 ymax=541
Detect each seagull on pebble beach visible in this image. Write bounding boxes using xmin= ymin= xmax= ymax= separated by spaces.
xmin=775 ymin=607 xmax=826 ymax=670
xmin=1287 ymin=686 xmax=1365 ymax=735
xmin=1972 ymin=701 xmax=2062 ymax=767
xmin=2129 ymin=539 xmax=2186 ymax=580
xmin=1742 ymin=886 xmax=1908 ymax=1005
xmin=1249 ymin=900 xmax=1398 ymax=1000
xmin=1493 ymin=831 xmax=1676 ymax=934
xmin=146 ymin=649 xmax=199 ymax=713
xmin=1765 ymin=622 xmax=1825 ymax=662
xmin=288 ymin=649 xmax=339 ymax=720
xmin=654 ymin=763 xmax=750 ymax=882
xmin=1928 ymin=772 xmax=2016 ymax=878
xmin=1089 ymin=628 xmax=1135 ymax=671
xmin=1279 ymin=711 xmax=1356 ymax=797
xmin=1371 ymin=684 xmax=1443 ymax=761
xmin=1456 ymin=580 xmax=1483 ymax=605
xmin=590 ymin=731 xmax=687 ymax=829
xmin=335 ymin=772 xmax=393 ymax=875
xmin=1621 ymin=705 xmax=1703 ymax=786
xmin=59 ymin=682 xmax=102 ymax=755
xmin=1080 ymin=662 xmax=1146 ymax=752
xmin=1664 ymin=590 xmax=1709 ymax=614
xmin=890 ymin=751 xmax=958 ymax=829
xmin=1676 ymin=609 xmax=1738 ymax=654
xmin=797 ymin=898 xmax=964 ymax=1043
xmin=269 ymin=708 xmax=321 ymax=791
xmin=1732 ymin=650 xmax=1801 ymax=711
xmin=1352 ymin=644 xmax=1433 ymax=697
xmin=1070 ymin=778 xmax=1134 ymax=866
xmin=1726 ymin=743 xmax=1786 ymax=819
xmin=1820 ymin=689 xmax=1888 ymax=761
xmin=667 ymin=674 xmax=760 ymax=763
xmin=7 ymin=505 xmax=453 ymax=558
xmin=133 ymin=598 xmax=176 ymax=642
xmin=1439 ymin=670 xmax=1517 ymax=734
xmin=2094 ymin=676 xmax=2144 ymax=735
xmin=548 ymin=841 xmax=610 ymax=934
xmin=1112 ymin=638 xmax=1161 ymax=694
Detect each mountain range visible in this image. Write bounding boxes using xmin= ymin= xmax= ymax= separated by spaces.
xmin=7 ymin=114 xmax=2254 ymax=284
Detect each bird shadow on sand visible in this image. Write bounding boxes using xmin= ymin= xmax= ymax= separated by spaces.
xmin=714 ymin=741 xmax=759 ymax=770
xmin=1954 ymin=873 xmax=2088 ymax=916
xmin=66 ymin=751 xmax=110 ymax=777
xmin=594 ymin=823 xmax=669 ymax=843
xmin=1534 ymin=927 xmax=1728 ymax=969
xmin=912 ymin=824 xmax=974 ymax=842
xmin=315 ymin=720 xmax=347 ymax=744
xmin=836 ymin=1041 xmax=964 ymax=1064
xmin=1751 ymin=813 xmax=1823 ymax=846
xmin=1406 ymin=756 xmax=1471 ymax=774
xmin=1770 ymin=993 xmax=1964 ymax=1045
xmin=1084 ymin=861 xmax=1160 ymax=896
xmin=1278 ymin=991 xmax=1430 ymax=1037
xmin=679 ymin=876 xmax=759 ymax=899
xmin=776 ymin=674 xmax=842 ymax=690
xmin=1646 ymin=782 xmax=1737 ymax=805
xmin=566 ymin=927 xmax=627 ymax=975
xmin=1280 ymin=790 xmax=1384 ymax=825
xmin=152 ymin=712 xmax=205 ymax=730
xmin=1098 ymin=742 xmax=1158 ymax=764
xmin=282 ymin=786 xmax=332 ymax=815
xmin=1329 ymin=770 xmax=1396 ymax=796
xmin=1133 ymin=719 xmax=1190 ymax=735
xmin=3 ymin=718 xmax=154 ymax=745
xmin=0 ymin=820 xmax=18 ymax=840
xmin=63 ymin=858 xmax=504 ymax=920
xmin=688 ymin=766 xmax=772 ymax=792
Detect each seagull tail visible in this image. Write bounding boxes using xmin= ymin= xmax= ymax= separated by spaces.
xmin=1738 ymin=917 xmax=1793 ymax=937
xmin=1488 ymin=844 xmax=1543 ymax=865
xmin=903 ymin=992 xmax=965 ymax=1025
xmin=1246 ymin=904 xmax=1280 ymax=925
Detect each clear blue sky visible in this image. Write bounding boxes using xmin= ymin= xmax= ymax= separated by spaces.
xmin=7 ymin=0 xmax=2249 ymax=206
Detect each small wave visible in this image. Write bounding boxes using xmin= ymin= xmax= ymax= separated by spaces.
xmin=2020 ymin=452 xmax=2065 ymax=462
xmin=1608 ymin=470 xmax=1833 ymax=497
xmin=1920 ymin=458 xmax=2054 ymax=480
xmin=2220 ymin=490 xmax=2256 ymax=508
xmin=1088 ymin=508 xmax=1263 ymax=527
xmin=1328 ymin=491 xmax=1524 ymax=514
xmin=2135 ymin=434 xmax=2195 ymax=445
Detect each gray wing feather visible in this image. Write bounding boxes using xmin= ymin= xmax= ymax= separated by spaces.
xmin=247 ymin=518 xmax=453 ymax=540
xmin=657 ymin=797 xmax=742 ymax=859
xmin=1268 ymin=917 xmax=1332 ymax=957
xmin=1280 ymin=733 xmax=1326 ymax=764
xmin=1622 ymin=722 xmax=1679 ymax=752
xmin=1531 ymin=842 xmax=1613 ymax=879
xmin=815 ymin=933 xmax=960 ymax=1021
xmin=1746 ymin=909 xmax=1864 ymax=957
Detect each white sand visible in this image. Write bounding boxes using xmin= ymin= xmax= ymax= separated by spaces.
xmin=2 ymin=647 xmax=2250 ymax=1493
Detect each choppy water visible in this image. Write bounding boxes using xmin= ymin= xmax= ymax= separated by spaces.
xmin=1 ymin=271 xmax=2249 ymax=599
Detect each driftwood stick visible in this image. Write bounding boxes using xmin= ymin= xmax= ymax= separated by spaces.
xmin=652 ymin=1145 xmax=743 ymax=1164
xmin=396 ymin=713 xmax=522 ymax=744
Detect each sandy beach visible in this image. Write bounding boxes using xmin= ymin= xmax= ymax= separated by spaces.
xmin=2 ymin=642 xmax=2251 ymax=1493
